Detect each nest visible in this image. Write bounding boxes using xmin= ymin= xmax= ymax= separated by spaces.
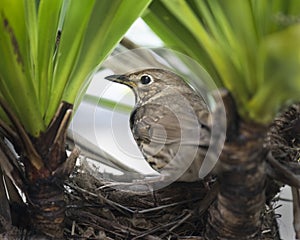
xmin=64 ymin=162 xmax=280 ymax=240
xmin=268 ymin=103 xmax=300 ymax=165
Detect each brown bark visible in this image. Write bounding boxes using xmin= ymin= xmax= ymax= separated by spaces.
xmin=24 ymin=102 xmax=76 ymax=238
xmin=205 ymin=90 xmax=268 ymax=239
xmin=0 ymin=100 xmax=77 ymax=238
xmin=206 ymin=124 xmax=266 ymax=239
xmin=27 ymin=180 xmax=65 ymax=237
xmin=206 ymin=121 xmax=267 ymax=239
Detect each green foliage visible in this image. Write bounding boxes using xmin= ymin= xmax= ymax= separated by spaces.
xmin=84 ymin=94 xmax=132 ymax=114
xmin=144 ymin=0 xmax=300 ymax=124
xmin=0 ymin=0 xmax=151 ymax=137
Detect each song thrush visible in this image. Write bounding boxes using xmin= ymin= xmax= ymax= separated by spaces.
xmin=105 ymin=68 xmax=211 ymax=182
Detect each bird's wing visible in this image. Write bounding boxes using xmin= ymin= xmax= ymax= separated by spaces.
xmin=130 ymin=103 xmax=210 ymax=179
xmin=130 ymin=104 xmax=181 ymax=144
xmin=130 ymin=103 xmax=210 ymax=146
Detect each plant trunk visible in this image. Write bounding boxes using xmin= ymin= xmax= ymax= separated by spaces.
xmin=27 ymin=177 xmax=65 ymax=238
xmin=206 ymin=120 xmax=267 ymax=239
xmin=22 ymin=102 xmax=77 ymax=238
xmin=0 ymin=101 xmax=77 ymax=238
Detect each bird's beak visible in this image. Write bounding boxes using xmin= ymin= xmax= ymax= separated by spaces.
xmin=105 ymin=74 xmax=136 ymax=87
xmin=105 ymin=74 xmax=127 ymax=82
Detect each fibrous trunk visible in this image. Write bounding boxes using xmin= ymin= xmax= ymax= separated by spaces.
xmin=0 ymin=101 xmax=77 ymax=238
xmin=27 ymin=178 xmax=65 ymax=237
xmin=26 ymin=102 xmax=76 ymax=238
xmin=206 ymin=114 xmax=267 ymax=239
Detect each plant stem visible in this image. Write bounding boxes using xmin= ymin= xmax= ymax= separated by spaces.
xmin=27 ymin=179 xmax=65 ymax=238
xmin=206 ymin=105 xmax=267 ymax=239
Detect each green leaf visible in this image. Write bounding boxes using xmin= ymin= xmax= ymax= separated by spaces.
xmin=44 ymin=0 xmax=151 ymax=125
xmin=84 ymin=94 xmax=132 ymax=113
xmin=24 ymin=0 xmax=38 ymax=95
xmin=144 ymin=0 xmax=300 ymax=124
xmin=0 ymin=0 xmax=151 ymax=136
xmin=36 ymin=0 xmax=63 ymax=115
xmin=0 ymin=0 xmax=45 ymax=136
xmin=248 ymin=24 xmax=300 ymax=123
xmin=143 ymin=0 xmax=221 ymax=85
xmin=45 ymin=0 xmax=95 ymax=125
xmin=62 ymin=0 xmax=152 ymax=104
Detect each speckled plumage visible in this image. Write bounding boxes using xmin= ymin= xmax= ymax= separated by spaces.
xmin=105 ymin=69 xmax=211 ymax=182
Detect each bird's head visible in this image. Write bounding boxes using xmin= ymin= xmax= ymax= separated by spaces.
xmin=105 ymin=68 xmax=186 ymax=104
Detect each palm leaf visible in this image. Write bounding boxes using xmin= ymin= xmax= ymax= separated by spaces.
xmin=144 ymin=0 xmax=300 ymax=124
xmin=0 ymin=0 xmax=151 ymax=136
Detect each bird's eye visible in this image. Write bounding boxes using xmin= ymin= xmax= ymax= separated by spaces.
xmin=140 ymin=74 xmax=152 ymax=85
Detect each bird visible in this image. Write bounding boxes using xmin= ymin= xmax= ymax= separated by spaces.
xmin=105 ymin=68 xmax=211 ymax=182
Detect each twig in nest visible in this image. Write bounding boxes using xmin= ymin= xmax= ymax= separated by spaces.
xmin=137 ymin=198 xmax=201 ymax=214
xmin=53 ymin=147 xmax=80 ymax=177
xmin=198 ymin=182 xmax=219 ymax=216
xmin=131 ymin=218 xmax=183 ymax=240
xmin=266 ymin=152 xmax=300 ymax=188
xmin=97 ymin=178 xmax=156 ymax=192
xmin=70 ymin=209 xmax=142 ymax=238
xmin=66 ymin=182 xmax=134 ymax=215
xmin=160 ymin=210 xmax=193 ymax=239
xmin=292 ymin=187 xmax=300 ymax=239
xmin=71 ymin=221 xmax=75 ymax=236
